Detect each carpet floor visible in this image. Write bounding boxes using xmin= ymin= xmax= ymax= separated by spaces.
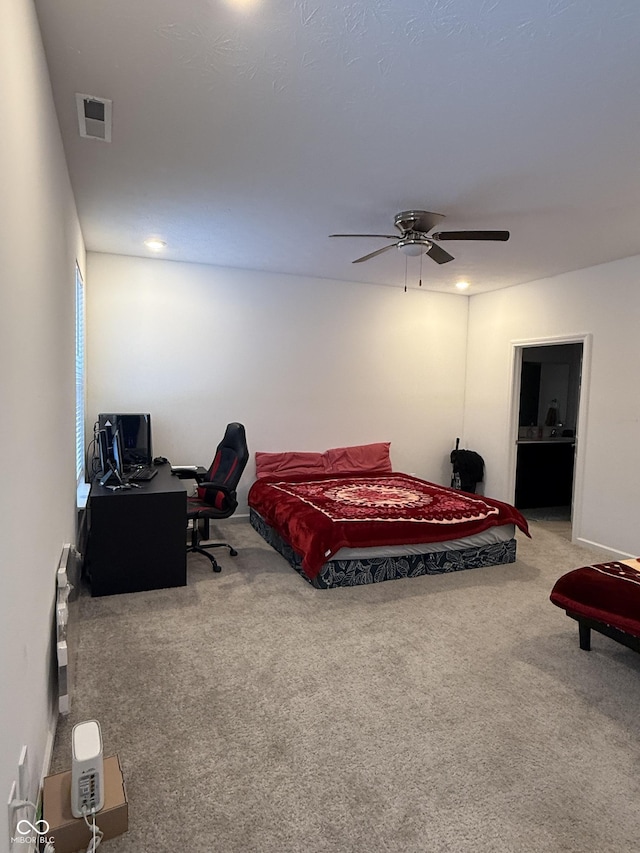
xmin=50 ymin=518 xmax=640 ymax=853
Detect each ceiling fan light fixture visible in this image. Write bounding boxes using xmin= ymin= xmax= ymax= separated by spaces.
xmin=397 ymin=238 xmax=428 ymax=257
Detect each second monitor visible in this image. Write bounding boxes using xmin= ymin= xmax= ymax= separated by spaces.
xmin=98 ymin=413 xmax=152 ymax=468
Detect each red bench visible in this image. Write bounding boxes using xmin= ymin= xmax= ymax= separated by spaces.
xmin=550 ymin=558 xmax=640 ymax=652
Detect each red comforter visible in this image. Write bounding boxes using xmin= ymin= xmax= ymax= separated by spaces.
xmin=550 ymin=559 xmax=640 ymax=638
xmin=248 ymin=472 xmax=530 ymax=579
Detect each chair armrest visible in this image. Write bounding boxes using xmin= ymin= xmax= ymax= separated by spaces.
xmin=172 ymin=466 xmax=208 ymax=481
xmin=197 ymin=482 xmax=236 ymax=499
xmin=196 ymin=482 xmax=238 ymax=511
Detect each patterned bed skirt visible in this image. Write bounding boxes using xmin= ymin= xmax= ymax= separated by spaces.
xmin=249 ymin=509 xmax=517 ymax=589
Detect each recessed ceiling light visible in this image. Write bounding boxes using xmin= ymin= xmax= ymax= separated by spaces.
xmin=144 ymin=238 xmax=166 ymax=251
xmin=455 ymin=280 xmax=470 ymax=291
xmin=222 ymin=0 xmax=262 ymax=11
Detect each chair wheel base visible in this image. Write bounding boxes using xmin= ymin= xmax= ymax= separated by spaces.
xmin=188 ymin=545 xmax=223 ymax=574
xmin=229 ymin=548 xmax=238 ymax=557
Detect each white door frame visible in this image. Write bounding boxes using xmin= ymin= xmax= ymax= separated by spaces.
xmin=507 ymin=333 xmax=592 ymax=539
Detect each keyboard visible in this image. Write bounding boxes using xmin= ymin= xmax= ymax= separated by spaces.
xmin=127 ymin=466 xmax=158 ymax=482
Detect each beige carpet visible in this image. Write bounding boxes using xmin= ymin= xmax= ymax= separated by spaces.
xmin=51 ymin=519 xmax=640 ymax=853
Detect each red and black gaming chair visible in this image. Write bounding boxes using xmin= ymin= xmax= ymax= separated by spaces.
xmin=182 ymin=423 xmax=249 ymax=573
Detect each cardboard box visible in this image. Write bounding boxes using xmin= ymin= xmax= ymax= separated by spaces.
xmin=43 ymin=754 xmax=128 ymax=853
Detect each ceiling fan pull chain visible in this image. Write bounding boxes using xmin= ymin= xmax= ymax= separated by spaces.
xmin=419 ymin=251 xmax=423 ymax=287
xmin=404 ymin=254 xmax=408 ymax=292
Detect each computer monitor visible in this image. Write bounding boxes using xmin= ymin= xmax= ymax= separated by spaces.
xmin=98 ymin=429 xmax=123 ymax=487
xmin=97 ymin=428 xmax=128 ymax=488
xmin=111 ymin=429 xmax=125 ymax=480
xmin=96 ymin=428 xmax=110 ymax=479
xmin=98 ymin=413 xmax=152 ymax=468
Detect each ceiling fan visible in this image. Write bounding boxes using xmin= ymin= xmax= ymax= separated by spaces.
xmin=330 ymin=210 xmax=510 ymax=265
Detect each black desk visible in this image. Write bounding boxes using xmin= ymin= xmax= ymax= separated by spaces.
xmin=85 ymin=466 xmax=187 ymax=596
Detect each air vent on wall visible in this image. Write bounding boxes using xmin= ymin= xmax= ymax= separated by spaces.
xmin=75 ymin=93 xmax=112 ymax=142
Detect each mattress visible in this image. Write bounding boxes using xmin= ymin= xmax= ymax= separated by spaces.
xmin=331 ymin=522 xmax=516 ymax=559
xmin=250 ymin=509 xmax=519 ymax=589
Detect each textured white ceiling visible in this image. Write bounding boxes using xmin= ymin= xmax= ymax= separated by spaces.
xmin=35 ymin=0 xmax=640 ymax=293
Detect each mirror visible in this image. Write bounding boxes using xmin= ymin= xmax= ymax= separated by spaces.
xmin=519 ymin=343 xmax=582 ymax=433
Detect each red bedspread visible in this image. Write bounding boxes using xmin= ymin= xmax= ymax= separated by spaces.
xmin=550 ymin=559 xmax=640 ymax=638
xmin=248 ymin=472 xmax=530 ymax=579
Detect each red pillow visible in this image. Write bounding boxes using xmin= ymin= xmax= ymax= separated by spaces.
xmin=322 ymin=442 xmax=392 ymax=474
xmin=255 ymin=450 xmax=326 ymax=479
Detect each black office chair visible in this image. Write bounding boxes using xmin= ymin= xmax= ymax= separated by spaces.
xmin=179 ymin=423 xmax=249 ymax=572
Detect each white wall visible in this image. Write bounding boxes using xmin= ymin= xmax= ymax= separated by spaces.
xmin=86 ymin=253 xmax=469 ymax=509
xmin=0 ymin=0 xmax=85 ymax=845
xmin=464 ymin=256 xmax=640 ymax=556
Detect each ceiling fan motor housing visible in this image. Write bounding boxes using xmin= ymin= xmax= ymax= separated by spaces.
xmin=394 ymin=210 xmax=445 ymax=235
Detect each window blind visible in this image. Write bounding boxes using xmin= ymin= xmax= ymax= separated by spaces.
xmin=75 ymin=264 xmax=86 ymax=482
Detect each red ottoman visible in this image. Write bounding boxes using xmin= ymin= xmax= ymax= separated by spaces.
xmin=550 ymin=558 xmax=640 ymax=652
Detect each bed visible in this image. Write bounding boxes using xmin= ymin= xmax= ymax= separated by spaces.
xmin=248 ymin=442 xmax=530 ymax=588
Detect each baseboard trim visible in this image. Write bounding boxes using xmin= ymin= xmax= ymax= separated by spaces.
xmin=226 ymin=512 xmax=250 ymax=521
xmin=41 ymin=706 xmax=58 ymax=783
xmin=574 ymin=536 xmax=635 ymax=561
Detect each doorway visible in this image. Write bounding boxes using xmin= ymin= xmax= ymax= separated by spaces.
xmin=509 ymin=337 xmax=588 ymax=526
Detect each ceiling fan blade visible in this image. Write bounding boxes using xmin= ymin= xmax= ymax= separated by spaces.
xmin=329 ymin=233 xmax=398 ymax=239
xmin=352 ymin=243 xmax=399 ymax=263
xmin=431 ymin=230 xmax=510 ymax=241
xmin=426 ymin=243 xmax=455 ymax=265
